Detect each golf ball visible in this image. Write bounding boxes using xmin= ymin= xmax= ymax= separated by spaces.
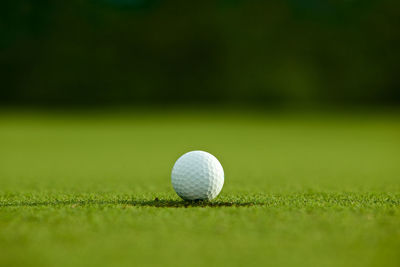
xmin=171 ymin=151 xmax=224 ymax=201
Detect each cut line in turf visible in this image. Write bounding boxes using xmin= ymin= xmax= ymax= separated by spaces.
xmin=1 ymin=193 xmax=399 ymax=208
xmin=0 ymin=199 xmax=258 ymax=208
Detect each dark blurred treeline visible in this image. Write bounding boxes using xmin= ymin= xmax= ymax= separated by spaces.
xmin=1 ymin=0 xmax=399 ymax=107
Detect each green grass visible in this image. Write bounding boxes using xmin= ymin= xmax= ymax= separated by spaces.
xmin=0 ymin=109 xmax=399 ymax=267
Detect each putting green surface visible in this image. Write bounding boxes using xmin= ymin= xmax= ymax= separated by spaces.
xmin=0 ymin=110 xmax=399 ymax=267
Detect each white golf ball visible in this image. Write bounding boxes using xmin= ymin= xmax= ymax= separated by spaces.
xmin=171 ymin=151 xmax=224 ymax=201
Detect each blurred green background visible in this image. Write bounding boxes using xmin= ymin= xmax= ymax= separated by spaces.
xmin=1 ymin=0 xmax=399 ymax=107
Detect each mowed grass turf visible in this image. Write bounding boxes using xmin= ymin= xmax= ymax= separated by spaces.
xmin=0 ymin=109 xmax=399 ymax=267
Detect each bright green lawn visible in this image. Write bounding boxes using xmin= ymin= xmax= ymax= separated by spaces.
xmin=0 ymin=109 xmax=399 ymax=267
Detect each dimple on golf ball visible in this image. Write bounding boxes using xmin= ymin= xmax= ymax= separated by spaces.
xmin=171 ymin=151 xmax=224 ymax=201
